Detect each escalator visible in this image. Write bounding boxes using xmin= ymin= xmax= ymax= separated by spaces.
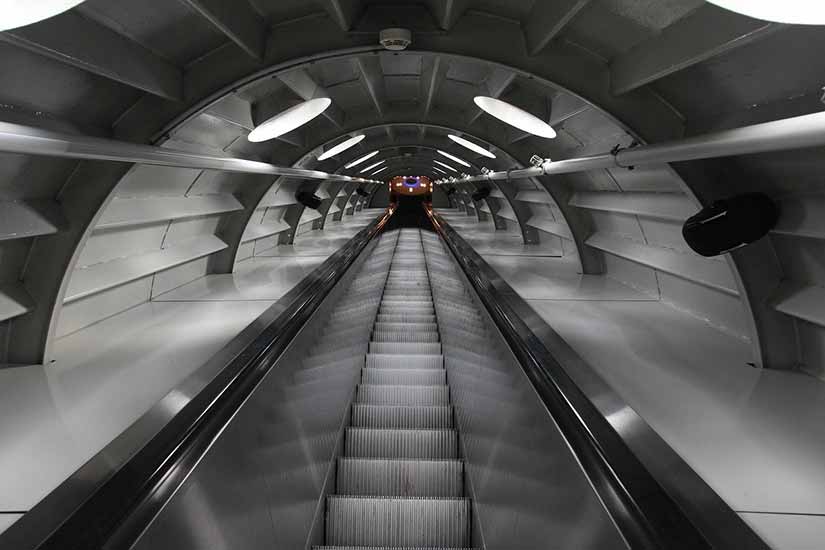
xmin=0 ymin=216 xmax=768 ymax=550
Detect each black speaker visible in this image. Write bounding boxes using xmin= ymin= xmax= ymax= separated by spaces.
xmin=355 ymin=187 xmax=369 ymax=197
xmin=472 ymin=187 xmax=491 ymax=202
xmin=682 ymin=192 xmax=779 ymax=257
xmin=296 ymin=190 xmax=322 ymax=210
xmin=444 ymin=187 xmax=456 ymax=196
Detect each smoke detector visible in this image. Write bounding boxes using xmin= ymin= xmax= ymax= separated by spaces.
xmin=379 ymin=28 xmax=412 ymax=51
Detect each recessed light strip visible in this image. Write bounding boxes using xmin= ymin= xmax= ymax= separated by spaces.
xmin=318 ymin=134 xmax=366 ymax=161
xmin=372 ymin=166 xmax=388 ymax=175
xmin=361 ymin=160 xmax=386 ymax=173
xmin=448 ymin=134 xmax=496 ymax=159
xmin=345 ymin=150 xmax=380 ymax=169
xmin=248 ymin=98 xmax=332 ymax=143
xmin=706 ymin=1 xmax=825 ymax=24
xmin=434 ymin=160 xmax=458 ymax=173
xmin=437 ymin=149 xmax=471 ymax=167
xmin=474 ymin=96 xmax=556 ymax=139
xmin=0 ymin=0 xmax=87 ymax=31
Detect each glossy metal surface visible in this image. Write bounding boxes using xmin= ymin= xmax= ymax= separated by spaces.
xmin=429 ymin=211 xmax=770 ymax=550
xmin=0 ymin=211 xmax=391 ymax=550
xmin=0 ymin=121 xmax=378 ymax=184
xmin=422 ymin=233 xmax=628 ymax=549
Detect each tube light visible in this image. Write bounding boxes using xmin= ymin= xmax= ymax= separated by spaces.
xmin=345 ymin=150 xmax=380 ymax=169
xmin=448 ymin=135 xmax=496 ymax=159
xmin=473 ymin=96 xmax=556 ymax=139
xmin=437 ymin=149 xmax=471 ymax=167
xmin=706 ymin=1 xmax=825 ymax=24
xmin=0 ymin=0 xmax=87 ymax=31
xmin=434 ymin=160 xmax=458 ymax=173
xmin=318 ymin=134 xmax=366 ymax=161
xmin=361 ymin=160 xmax=385 ymax=173
xmin=248 ymin=98 xmax=331 ymax=142
xmin=372 ymin=166 xmax=388 ymax=175
xmin=432 ymin=166 xmax=447 ymax=175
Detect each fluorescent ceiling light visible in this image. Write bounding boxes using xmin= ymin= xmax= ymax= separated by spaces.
xmin=0 ymin=0 xmax=86 ymax=31
xmin=345 ymin=150 xmax=379 ymax=169
xmin=248 ymin=98 xmax=331 ymax=142
xmin=432 ymin=166 xmax=447 ymax=175
xmin=372 ymin=166 xmax=388 ymax=175
xmin=318 ymin=134 xmax=366 ymax=161
xmin=448 ymin=135 xmax=496 ymax=159
xmin=705 ymin=1 xmax=825 ymax=24
xmin=361 ymin=160 xmax=385 ymax=173
xmin=434 ymin=160 xmax=458 ymax=173
xmin=437 ymin=149 xmax=471 ymax=167
xmin=474 ymin=96 xmax=556 ymax=139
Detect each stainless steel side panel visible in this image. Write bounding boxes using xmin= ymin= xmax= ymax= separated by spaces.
xmin=129 ymin=238 xmax=381 ymax=550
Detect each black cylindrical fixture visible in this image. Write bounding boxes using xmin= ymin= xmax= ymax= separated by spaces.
xmin=682 ymin=192 xmax=779 ymax=257
xmin=296 ymin=190 xmax=323 ymax=210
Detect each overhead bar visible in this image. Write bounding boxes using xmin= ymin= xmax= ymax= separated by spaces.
xmin=439 ymin=111 xmax=825 ymax=184
xmin=0 ymin=122 xmax=379 ymax=184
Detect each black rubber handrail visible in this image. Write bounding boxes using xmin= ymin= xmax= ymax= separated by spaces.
xmin=428 ymin=209 xmax=769 ymax=550
xmin=0 ymin=211 xmax=392 ymax=550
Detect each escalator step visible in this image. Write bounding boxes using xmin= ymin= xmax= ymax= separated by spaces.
xmin=356 ymin=384 xmax=449 ymax=406
xmin=373 ymin=322 xmax=438 ymax=331
xmin=345 ymin=428 xmax=458 ymax=459
xmin=365 ymin=353 xmax=443 ymax=369
xmin=337 ymin=458 xmax=463 ymax=497
xmin=370 ymin=330 xmax=439 ymax=343
xmin=361 ymin=368 xmax=446 ymax=386
xmin=368 ymin=342 xmax=441 ymax=355
xmin=376 ymin=314 xmax=437 ymax=324
xmin=351 ymin=404 xmax=453 ymax=429
xmin=324 ymin=496 xmax=470 ymax=548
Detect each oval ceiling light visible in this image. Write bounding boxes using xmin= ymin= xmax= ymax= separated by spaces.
xmin=448 ymin=134 xmax=496 ymax=159
xmin=248 ymin=98 xmax=331 ymax=143
xmin=474 ymin=96 xmax=556 ymax=139
xmin=434 ymin=160 xmax=458 ymax=173
xmin=317 ymin=134 xmax=366 ymax=161
xmin=0 ymin=0 xmax=87 ymax=31
xmin=361 ymin=160 xmax=386 ymax=173
xmin=705 ymin=1 xmax=825 ymax=24
xmin=437 ymin=149 xmax=471 ymax=168
xmin=345 ymin=150 xmax=379 ymax=169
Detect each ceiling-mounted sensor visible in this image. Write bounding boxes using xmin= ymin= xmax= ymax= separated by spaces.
xmin=380 ymin=28 xmax=412 ymax=51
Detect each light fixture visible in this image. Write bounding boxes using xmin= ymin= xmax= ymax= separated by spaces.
xmin=474 ymin=96 xmax=556 ymax=139
xmin=705 ymin=1 xmax=825 ymax=24
xmin=248 ymin=98 xmax=331 ymax=142
xmin=434 ymin=160 xmax=458 ymax=173
xmin=372 ymin=166 xmax=388 ymax=175
xmin=0 ymin=0 xmax=87 ymax=31
xmin=448 ymin=135 xmax=496 ymax=159
xmin=361 ymin=160 xmax=385 ymax=173
xmin=432 ymin=166 xmax=447 ymax=175
xmin=318 ymin=135 xmax=366 ymax=161
xmin=345 ymin=150 xmax=380 ymax=169
xmin=395 ymin=182 xmax=403 ymax=187
xmin=437 ymin=149 xmax=471 ymax=167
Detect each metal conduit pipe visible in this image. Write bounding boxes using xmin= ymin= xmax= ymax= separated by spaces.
xmin=439 ymin=111 xmax=825 ymax=184
xmin=0 ymin=121 xmax=380 ymax=185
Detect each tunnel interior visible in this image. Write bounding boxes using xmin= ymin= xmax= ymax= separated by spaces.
xmin=0 ymin=1 xmax=824 ymax=549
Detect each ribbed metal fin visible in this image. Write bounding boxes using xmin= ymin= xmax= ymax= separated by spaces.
xmin=337 ymin=458 xmax=463 ymax=497
xmin=366 ymin=353 xmax=443 ymax=370
xmin=361 ymin=368 xmax=446 ymax=386
xmin=351 ymin=405 xmax=454 ymax=429
xmin=356 ymin=384 xmax=450 ymax=406
xmin=345 ymin=428 xmax=458 ymax=458
xmin=368 ymin=342 xmax=441 ymax=355
xmin=325 ymin=496 xmax=471 ymax=548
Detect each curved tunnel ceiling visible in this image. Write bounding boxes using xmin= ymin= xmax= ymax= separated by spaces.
xmin=0 ymin=0 xmax=822 ymax=380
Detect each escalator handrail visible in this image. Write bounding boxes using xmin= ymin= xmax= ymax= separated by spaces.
xmin=428 ymin=209 xmax=769 ymax=550
xmin=0 ymin=211 xmax=392 ymax=550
